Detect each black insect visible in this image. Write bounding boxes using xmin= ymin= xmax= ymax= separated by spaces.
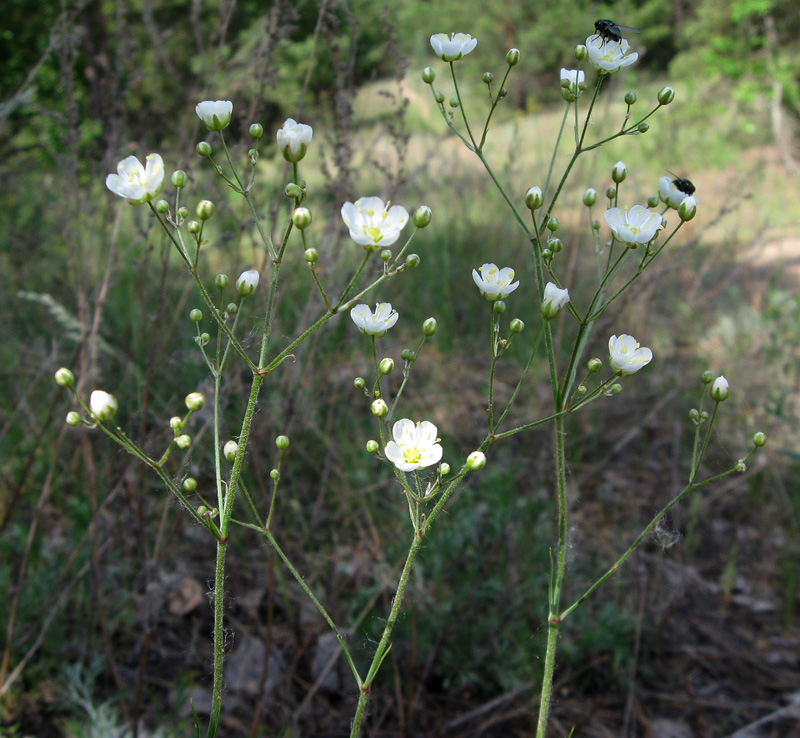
xmin=667 ymin=171 xmax=696 ymax=196
xmin=594 ymin=19 xmax=641 ymax=44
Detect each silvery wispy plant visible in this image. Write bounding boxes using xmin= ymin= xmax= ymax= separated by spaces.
xmin=54 ymin=21 xmax=767 ymax=738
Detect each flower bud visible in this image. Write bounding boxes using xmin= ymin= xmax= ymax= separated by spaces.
xmin=482 ymin=72 xmax=493 ymax=84
xmin=196 ymin=200 xmax=214 ymax=220
xmin=466 ymin=451 xmax=486 ymax=471
xmin=236 ymin=269 xmax=259 ymax=297
xmin=548 ymin=237 xmax=562 ymax=253
xmin=439 ymin=462 xmax=451 ymax=475
xmin=506 ymin=48 xmax=520 ymax=66
xmin=422 ymin=67 xmax=435 ymax=84
xmin=170 ymin=416 xmax=183 ymax=432
xmin=574 ymin=44 xmax=587 ymax=60
xmin=449 ymin=97 xmax=460 ymax=108
xmin=187 ymin=220 xmax=201 ymax=234
xmin=366 ymin=439 xmax=380 ymax=453
xmin=225 ymin=303 xmax=237 ymax=315
xmin=275 ymin=435 xmax=290 ymax=450
xmin=637 ymin=123 xmax=649 ymax=133
xmin=406 ymin=254 xmax=420 ymax=268
xmin=304 ymin=248 xmax=318 ymax=263
xmin=510 ymin=318 xmax=525 ymax=333
xmin=624 ymin=91 xmax=637 ymax=105
xmin=292 ymin=207 xmax=312 ymax=229
xmin=735 ymin=460 xmax=746 ymax=473
xmin=66 ymin=411 xmax=81 ymax=426
xmin=583 ymin=188 xmax=597 ymax=206
xmin=493 ymin=300 xmax=507 ymax=314
xmin=90 ymin=390 xmax=118 ymax=422
xmin=198 ymin=332 xmax=210 ymax=346
xmin=701 ymin=370 xmax=714 ymax=384
xmin=55 ymin=367 xmax=75 ymax=388
xmin=171 ymin=170 xmax=187 ymax=188
xmin=155 ymin=199 xmax=169 ymax=213
xmin=352 ymin=377 xmax=367 ymax=392
xmin=657 ymin=86 xmax=675 ymax=105
xmin=577 ymin=385 xmax=587 ymax=394
xmin=413 ymin=205 xmax=432 ymax=228
xmin=647 ymin=195 xmax=660 ymax=208
xmin=401 ymin=349 xmax=415 ymax=361
xmin=434 ymin=92 xmax=445 ymax=104
xmin=422 ymin=317 xmax=437 ymax=336
xmin=753 ymin=432 xmax=767 ymax=447
xmin=611 ymin=161 xmax=627 ymax=183
xmin=606 ymin=187 xmax=616 ymax=200
xmin=215 ymin=274 xmax=229 ymax=290
xmin=498 ymin=87 xmax=508 ymax=98
xmin=689 ymin=408 xmax=700 ymax=422
xmin=189 ymin=309 xmax=202 ymax=323
xmin=371 ymin=399 xmax=388 ymax=418
xmin=379 ymin=358 xmax=395 ymax=375
xmin=183 ymin=477 xmax=198 ymax=492
xmin=270 ymin=469 xmax=280 ymax=479
xmin=197 ymin=505 xmax=208 ymax=515
xmin=185 ymin=392 xmax=205 ymax=411
xmin=249 ymin=123 xmax=264 ymax=139
xmin=381 ymin=249 xmax=392 ymax=262
xmin=678 ymin=196 xmax=697 ymax=222
xmin=526 ymin=186 xmax=544 ymax=210
xmin=196 ymin=141 xmax=212 ymax=157
xmin=587 ymin=358 xmax=602 ymax=372
xmin=177 ymin=206 xmax=189 ymax=219
xmin=175 ymin=434 xmax=191 ymax=449
xmin=710 ymin=375 xmax=729 ymax=402
xmin=611 ymin=383 xmax=622 ymax=394
xmin=546 ymin=217 xmax=559 ymax=232
xmin=224 ymin=440 xmax=238 ymax=462
xmin=285 ymin=183 xmax=303 ymax=199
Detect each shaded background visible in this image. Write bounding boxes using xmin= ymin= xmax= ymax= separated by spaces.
xmin=1 ymin=0 xmax=799 ymax=736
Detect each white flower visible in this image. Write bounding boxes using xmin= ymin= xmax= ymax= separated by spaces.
xmin=350 ymin=303 xmax=399 ymax=336
xmin=341 ymin=197 xmax=409 ymax=251
xmin=277 ymin=118 xmax=313 ymax=162
xmin=604 ymin=205 xmax=664 ymax=246
xmin=608 ymin=334 xmax=653 ymax=375
xmin=472 ymin=263 xmax=519 ymax=300
xmin=710 ymin=375 xmax=730 ymax=401
xmin=560 ymin=69 xmax=585 ymax=101
xmin=586 ymin=35 xmax=638 ymax=73
xmin=384 ymin=419 xmax=443 ymax=472
xmin=90 ymin=390 xmax=118 ymax=422
xmin=195 ymin=100 xmax=233 ymax=131
xmin=430 ymin=32 xmax=477 ymax=62
xmin=658 ymin=176 xmax=698 ymax=210
xmin=541 ymin=282 xmax=570 ymax=319
xmin=236 ymin=269 xmax=260 ymax=297
xmin=105 ymin=154 xmax=165 ymax=205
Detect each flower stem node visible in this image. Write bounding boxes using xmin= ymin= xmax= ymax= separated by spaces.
xmin=422 ymin=66 xmax=436 ymax=84
xmin=171 ymin=170 xmax=187 ymax=188
xmin=55 ymin=367 xmax=75 ymax=388
xmin=506 ymin=48 xmax=520 ymax=66
xmin=422 ymin=317 xmax=438 ymax=336
xmin=466 ymin=451 xmax=486 ymax=471
xmin=190 ymin=309 xmax=202 ymax=322
xmin=371 ymin=399 xmax=389 ymax=418
xmin=224 ymin=440 xmax=238 ymax=462
xmin=587 ymin=358 xmax=602 ymax=372
xmin=187 ymin=220 xmax=201 ymax=234
xmin=385 ymin=419 xmax=443 ymax=471
xmin=66 ymin=411 xmax=81 ymax=426
xmin=413 ymin=205 xmax=432 ymax=228
xmin=155 ymin=199 xmax=169 ymax=214
xmin=541 ymin=282 xmax=570 ymax=319
xmin=196 ymin=100 xmax=233 ymax=131
xmin=185 ymin=392 xmax=205 ymax=411
xmin=510 ymin=318 xmax=525 ymax=334
xmin=249 ymin=123 xmax=264 ymax=139
xmin=236 ymin=270 xmax=260 ymax=297
xmin=215 ymin=274 xmax=229 ymax=291
xmin=710 ymin=375 xmax=730 ymax=401
xmin=430 ymin=32 xmax=477 ymax=62
xmin=354 ymin=377 xmax=366 ymax=390
xmin=183 ymin=478 xmax=198 ymax=492
xmin=175 ymin=434 xmax=191 ymax=449
xmin=196 ymin=200 xmax=214 ymax=220
xmin=624 ymin=91 xmax=637 ymax=105
xmin=90 ymin=390 xmax=118 ymax=422
xmin=482 ymin=72 xmax=494 ymax=84
xmin=292 ymin=207 xmax=312 ymax=229
xmin=366 ymin=439 xmax=380 ymax=454
xmin=275 ymin=435 xmax=290 ymax=450
xmin=526 ymin=186 xmax=544 ymax=210
xmin=379 ymin=358 xmax=395 ymax=375
xmin=583 ymin=188 xmax=598 ymax=206
xmin=612 ymin=161 xmax=627 ymax=183
xmin=574 ymin=44 xmax=587 ymax=60
xmin=753 ymin=432 xmax=767 ymax=447
xmin=196 ymin=141 xmax=213 ymax=157
xmin=657 ymin=86 xmax=675 ymax=105
xmin=304 ymin=248 xmax=319 ymax=264
xmin=493 ymin=300 xmax=507 ymax=314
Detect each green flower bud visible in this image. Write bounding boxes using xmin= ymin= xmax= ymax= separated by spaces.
xmin=592 ymin=220 xmax=601 ymax=230
xmin=196 ymin=200 xmax=214 ymax=220
xmin=482 ymin=72 xmax=494 ymax=84
xmin=548 ymin=237 xmax=562 ymax=253
xmin=379 ymin=358 xmax=395 ymax=375
xmin=366 ymin=439 xmax=380 ymax=453
xmin=624 ymin=91 xmax=637 ymax=105
xmin=466 ymin=451 xmax=486 ymax=471
xmin=175 ymin=434 xmax=191 ymax=449
xmin=371 ymin=399 xmax=388 ymax=418
xmin=236 ymin=270 xmax=259 ymax=297
xmin=637 ymin=123 xmax=649 ymax=133
xmin=380 ymin=249 xmax=392 ymax=262
xmin=678 ymin=197 xmax=697 ymax=222
xmin=647 ymin=195 xmax=660 ymax=208
xmin=66 ymin=411 xmax=81 ymax=426
xmin=189 ymin=309 xmax=202 ymax=322
xmin=215 ymin=274 xmax=229 ymax=290
xmin=196 ymin=141 xmax=212 ymax=157
xmin=224 ymin=440 xmax=238 ymax=462
xmin=422 ymin=67 xmax=435 ymax=84
xmin=583 ymin=188 xmax=598 ymax=206
xmin=275 ymin=435 xmax=290 ymax=450
xmin=423 ymin=317 xmax=437 ymax=336
xmin=587 ymin=358 xmax=602 ymax=373
xmin=506 ymin=48 xmax=520 ymax=66
xmin=185 ymin=392 xmax=205 ymax=411
xmin=226 ymin=303 xmax=237 ymax=315
xmin=270 ymin=469 xmax=279 ymax=480
xmin=498 ymin=87 xmax=508 ymax=98
xmin=606 ymin=187 xmax=617 ymax=200
xmin=413 ymin=205 xmax=432 ymax=228
xmin=510 ymin=318 xmax=525 ymax=334
xmin=177 ymin=206 xmax=189 ymax=219
xmin=187 ymin=220 xmax=201 ymax=234
xmin=701 ymin=370 xmax=714 ymax=384
xmin=197 ymin=332 xmax=210 ymax=346
xmin=493 ymin=300 xmax=507 ymax=314
xmin=249 ymin=123 xmax=264 ymax=139
xmin=526 ymin=186 xmax=544 ymax=210
xmin=90 ymin=390 xmax=118 ymax=422
xmin=406 ymin=254 xmax=420 ymax=268
xmin=546 ymin=217 xmax=559 ymax=232
xmin=542 ymin=248 xmax=552 ymax=260
xmin=577 ymin=385 xmax=587 ymax=395
xmin=304 ymin=248 xmax=318 ymax=264
xmin=155 ymin=199 xmax=169 ymax=214
xmin=753 ymin=432 xmax=767 ymax=447
xmin=434 ymin=92 xmax=445 ymax=104
xmin=449 ymin=97 xmax=460 ymax=108
xmin=197 ymin=505 xmax=208 ymax=515
xmin=689 ymin=408 xmax=700 ymax=422
xmin=612 ymin=161 xmax=627 ymax=183
xmin=183 ymin=477 xmax=198 ymax=492
xmin=439 ymin=462 xmax=451 ymax=475
xmin=292 ymin=207 xmax=312 ymax=229
xmin=657 ymin=86 xmax=675 ymax=105
xmin=735 ymin=460 xmax=746 ymax=473
xmin=171 ymin=170 xmax=187 ymax=188
xmin=55 ymin=367 xmax=75 ymax=388
xmin=611 ymin=383 xmax=622 ymax=394
xmin=170 ymin=416 xmax=183 ymax=432
xmin=710 ymin=376 xmax=729 ymax=402
xmin=285 ymin=183 xmax=303 ymax=199
xmin=574 ymin=44 xmax=587 ymax=60
xmin=353 ymin=376 xmax=367 ymax=392
xmin=401 ymin=349 xmax=415 ymax=361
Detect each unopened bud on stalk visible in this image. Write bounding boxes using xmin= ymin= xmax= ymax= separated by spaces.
xmin=587 ymin=358 xmax=602 ymax=373
xmin=55 ymin=368 xmax=75 ymax=388
xmin=422 ymin=67 xmax=435 ymax=84
xmin=506 ymin=48 xmax=520 ymax=66
xmin=270 ymin=469 xmax=279 ymax=480
xmin=423 ymin=317 xmax=438 ymax=336
xmin=510 ymin=318 xmax=525 ymax=334
xmin=548 ymin=237 xmax=562 ymax=253
xmin=466 ymin=451 xmax=486 ymax=471
xmin=215 ymin=274 xmax=229 ymax=290
xmin=624 ymin=91 xmax=637 ymax=105
xmin=439 ymin=462 xmax=451 ymax=475
xmin=371 ymin=399 xmax=388 ymax=418
xmin=657 ymin=86 xmax=675 ymax=105
xmin=547 ymin=217 xmax=559 ymax=232
xmin=647 ymin=195 xmax=660 ymax=208
xmin=170 ymin=416 xmax=183 ymax=432
xmin=678 ymin=197 xmax=697 ymax=221
xmin=236 ymin=270 xmax=259 ymax=297
xmin=187 ymin=220 xmax=201 ymax=234
xmin=171 ymin=170 xmax=187 ymax=188
xmin=90 ymin=390 xmax=118 ymax=422
xmin=177 ymin=206 xmax=189 ymax=219
xmin=493 ymin=300 xmax=506 ymax=314
xmin=249 ymin=123 xmax=264 ymax=139
xmin=583 ymin=188 xmax=598 ymax=206
xmin=574 ymin=44 xmax=587 ymax=60
xmin=526 ymin=186 xmax=543 ymax=210
xmin=735 ymin=460 xmax=746 ymax=473
xmin=183 ymin=477 xmax=197 ymax=492
xmin=185 ymin=392 xmax=205 ymax=411
xmin=226 ymin=303 xmax=237 ymax=315
xmin=175 ymin=434 xmax=191 ymax=449
xmin=637 ymin=123 xmax=649 ymax=133
xmin=434 ymin=92 xmax=445 ymax=104
xmin=190 ymin=309 xmax=202 ymax=322
xmin=482 ymin=72 xmax=493 ymax=84
xmin=66 ymin=411 xmax=81 ymax=426
xmin=611 ymin=383 xmax=622 ymax=394
xmin=196 ymin=200 xmax=214 ymax=220
xmin=701 ymin=370 xmax=714 ymax=384
xmin=285 ymin=183 xmax=303 ymax=199
xmin=304 ymin=248 xmax=318 ymax=263
xmin=753 ymin=432 xmax=767 ymax=447
xmin=155 ymin=199 xmax=169 ymax=214
xmin=449 ymin=97 xmax=459 ymax=108
xmin=612 ymin=161 xmax=627 ymax=183
xmin=413 ymin=205 xmax=432 ymax=228
xmin=381 ymin=250 xmax=392 ymax=262
xmin=224 ymin=440 xmax=238 ymax=462
xmin=366 ymin=439 xmax=380 ymax=453
xmin=710 ymin=375 xmax=729 ymax=401
xmin=406 ymin=254 xmax=420 ymax=268
xmin=275 ymin=435 xmax=290 ymax=450
xmin=354 ymin=377 xmax=366 ymax=390
xmin=292 ymin=207 xmax=312 ymax=229
xmin=606 ymin=187 xmax=616 ymax=200
xmin=379 ymin=358 xmax=395 ymax=375
xmin=196 ymin=141 xmax=212 ymax=157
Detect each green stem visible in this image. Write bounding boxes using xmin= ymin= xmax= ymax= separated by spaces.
xmin=207 ymin=540 xmax=226 ymax=738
